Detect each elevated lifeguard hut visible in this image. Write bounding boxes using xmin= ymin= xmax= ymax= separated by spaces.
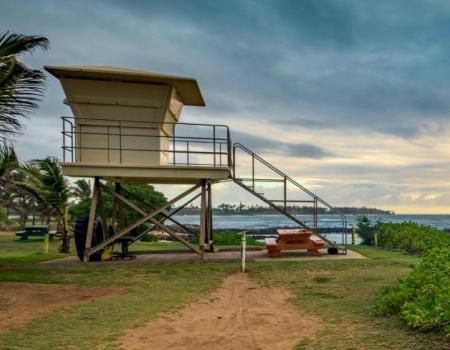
xmin=46 ymin=65 xmax=347 ymax=262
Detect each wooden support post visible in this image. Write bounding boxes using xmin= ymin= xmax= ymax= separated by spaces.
xmin=97 ymin=185 xmax=108 ymax=240
xmin=83 ymin=177 xmax=100 ymax=262
xmin=207 ymin=181 xmax=214 ymax=252
xmin=199 ymin=180 xmax=207 ymax=258
xmin=205 ymin=183 xmax=210 ymax=246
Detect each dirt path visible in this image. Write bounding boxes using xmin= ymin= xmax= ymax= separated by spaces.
xmin=119 ymin=273 xmax=321 ymax=350
xmin=0 ymin=282 xmax=120 ymax=331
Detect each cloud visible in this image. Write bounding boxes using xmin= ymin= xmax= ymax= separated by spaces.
xmin=3 ymin=0 xmax=450 ymax=212
xmin=232 ymin=130 xmax=333 ymax=158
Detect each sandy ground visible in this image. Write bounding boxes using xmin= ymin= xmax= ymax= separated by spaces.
xmin=42 ymin=248 xmax=365 ymax=266
xmin=0 ymin=282 xmax=120 ymax=331
xmin=119 ymin=273 xmax=321 ymax=350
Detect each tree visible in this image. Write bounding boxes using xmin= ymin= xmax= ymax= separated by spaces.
xmin=17 ymin=158 xmax=71 ymax=252
xmin=0 ymin=32 xmax=48 ymax=142
xmin=69 ymin=182 xmax=168 ymax=230
xmin=71 ymin=179 xmax=91 ymax=201
xmin=0 ymin=142 xmax=18 ymax=186
xmin=0 ymin=142 xmax=19 ymax=220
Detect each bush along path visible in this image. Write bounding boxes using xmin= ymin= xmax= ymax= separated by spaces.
xmin=373 ymin=247 xmax=450 ymax=339
xmin=357 ymin=219 xmax=450 ymax=341
xmin=376 ymin=222 xmax=450 ymax=254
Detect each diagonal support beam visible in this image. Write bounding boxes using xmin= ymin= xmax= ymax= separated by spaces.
xmin=100 ymin=185 xmax=200 ymax=254
xmin=120 ymin=187 xmax=198 ymax=238
xmin=131 ymin=192 xmax=202 ymax=242
xmin=86 ymin=183 xmax=201 ymax=256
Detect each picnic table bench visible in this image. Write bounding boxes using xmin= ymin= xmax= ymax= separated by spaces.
xmin=265 ymin=228 xmax=325 ymax=257
xmin=15 ymin=225 xmax=58 ymax=240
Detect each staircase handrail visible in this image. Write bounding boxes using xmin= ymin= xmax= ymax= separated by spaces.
xmin=232 ymin=142 xmax=347 ymax=228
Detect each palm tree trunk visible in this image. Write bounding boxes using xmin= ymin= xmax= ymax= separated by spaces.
xmin=58 ymin=209 xmax=70 ymax=253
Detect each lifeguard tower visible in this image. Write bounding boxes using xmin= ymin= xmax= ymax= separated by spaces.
xmin=46 ymin=65 xmax=347 ymax=262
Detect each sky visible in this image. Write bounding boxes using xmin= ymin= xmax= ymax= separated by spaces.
xmin=2 ymin=0 xmax=450 ymax=214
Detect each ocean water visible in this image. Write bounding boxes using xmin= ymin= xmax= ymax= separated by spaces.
xmin=173 ymin=214 xmax=450 ymax=245
xmin=173 ymin=213 xmax=450 ymax=230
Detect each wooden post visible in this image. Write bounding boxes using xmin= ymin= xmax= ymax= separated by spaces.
xmin=83 ymin=177 xmax=100 ymax=262
xmin=199 ymin=180 xmax=207 ymax=258
xmin=204 ymin=185 xmax=210 ymax=246
xmin=241 ymin=231 xmax=246 ymax=272
xmin=207 ymin=181 xmax=214 ymax=252
xmin=96 ymin=185 xmax=108 ymax=240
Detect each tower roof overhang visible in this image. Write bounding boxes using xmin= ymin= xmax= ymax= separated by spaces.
xmin=44 ymin=65 xmax=205 ymax=106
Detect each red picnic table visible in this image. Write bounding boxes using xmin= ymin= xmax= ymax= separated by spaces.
xmin=265 ymin=228 xmax=325 ymax=257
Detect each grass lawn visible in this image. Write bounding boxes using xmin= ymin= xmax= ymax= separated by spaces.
xmin=249 ymin=245 xmax=446 ymax=350
xmin=0 ymin=234 xmax=447 ymax=349
xmin=0 ymin=233 xmax=71 ymax=264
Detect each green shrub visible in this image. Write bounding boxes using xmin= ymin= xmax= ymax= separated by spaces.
xmin=191 ymin=231 xmax=263 ymax=246
xmin=140 ymin=234 xmax=159 ymax=242
xmin=376 ymin=222 xmax=450 ymax=254
xmin=356 ymin=215 xmax=381 ymax=245
xmin=373 ymin=248 xmax=450 ymax=337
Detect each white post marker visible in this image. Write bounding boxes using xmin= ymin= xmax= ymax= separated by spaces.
xmin=241 ymin=231 xmax=246 ymax=272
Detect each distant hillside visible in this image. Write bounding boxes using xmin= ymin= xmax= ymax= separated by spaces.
xmin=176 ymin=204 xmax=394 ymax=215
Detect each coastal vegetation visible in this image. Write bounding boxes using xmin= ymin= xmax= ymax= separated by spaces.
xmin=373 ymin=248 xmax=450 ymax=338
xmin=376 ymin=221 xmax=450 ymax=254
xmin=357 ymin=217 xmax=450 ymax=340
xmin=357 ymin=216 xmax=450 ymax=254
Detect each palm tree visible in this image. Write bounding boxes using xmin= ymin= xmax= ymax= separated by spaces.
xmin=0 ymin=32 xmax=49 ymax=142
xmin=0 ymin=142 xmax=19 ymax=220
xmin=71 ymin=179 xmax=91 ymax=201
xmin=17 ymin=157 xmax=71 ymax=252
xmin=0 ymin=142 xmax=18 ymax=185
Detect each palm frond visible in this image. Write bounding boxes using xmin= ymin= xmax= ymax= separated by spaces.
xmin=16 ymin=158 xmax=69 ymax=217
xmin=0 ymin=32 xmax=48 ymax=141
xmin=71 ymin=179 xmax=91 ymax=199
xmin=0 ymin=141 xmax=18 ymax=179
xmin=0 ymin=58 xmax=46 ymax=140
xmin=0 ymin=32 xmax=48 ymax=58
